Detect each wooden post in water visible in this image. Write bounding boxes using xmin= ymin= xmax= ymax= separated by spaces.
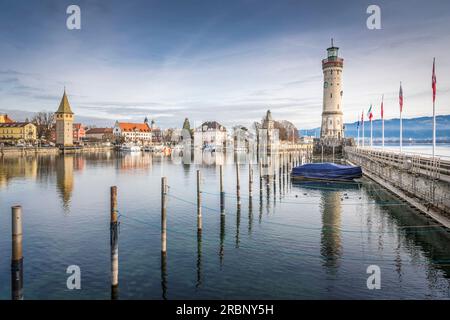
xmin=236 ymin=163 xmax=241 ymax=208
xmin=197 ymin=170 xmax=202 ymax=231
xmin=110 ymin=186 xmax=119 ymax=299
xmin=161 ymin=177 xmax=168 ymax=254
xmin=321 ymin=144 xmax=324 ymax=161
xmin=332 ymin=145 xmax=335 ymax=162
xmin=11 ymin=205 xmax=23 ymax=300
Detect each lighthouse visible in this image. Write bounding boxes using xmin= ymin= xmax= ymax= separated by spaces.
xmin=320 ymin=39 xmax=344 ymax=141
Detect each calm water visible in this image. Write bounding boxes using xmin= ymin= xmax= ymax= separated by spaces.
xmin=1 ymin=150 xmax=450 ymax=300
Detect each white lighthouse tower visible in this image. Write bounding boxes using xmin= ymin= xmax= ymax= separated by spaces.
xmin=320 ymin=39 xmax=344 ymax=142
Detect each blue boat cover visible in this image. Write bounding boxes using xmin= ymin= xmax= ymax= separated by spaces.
xmin=293 ymin=163 xmax=354 ymax=171
xmin=292 ymin=162 xmax=362 ymax=180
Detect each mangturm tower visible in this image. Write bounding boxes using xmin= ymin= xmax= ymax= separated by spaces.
xmin=55 ymin=89 xmax=74 ymax=147
xmin=320 ymin=39 xmax=344 ymax=141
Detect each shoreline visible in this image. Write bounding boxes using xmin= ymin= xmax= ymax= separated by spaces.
xmin=0 ymin=145 xmax=114 ymax=157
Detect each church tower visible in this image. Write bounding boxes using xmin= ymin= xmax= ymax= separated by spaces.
xmin=55 ymin=89 xmax=74 ymax=147
xmin=321 ymin=39 xmax=344 ymax=141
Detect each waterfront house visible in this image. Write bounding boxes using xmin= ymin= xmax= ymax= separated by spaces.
xmin=194 ymin=121 xmax=227 ymax=150
xmin=73 ymin=123 xmax=86 ymax=142
xmin=85 ymin=128 xmax=114 ymax=141
xmin=0 ymin=121 xmax=37 ymax=142
xmin=113 ymin=119 xmax=152 ymax=143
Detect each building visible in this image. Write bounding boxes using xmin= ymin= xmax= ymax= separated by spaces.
xmin=320 ymin=39 xmax=344 ymax=142
xmin=85 ymin=128 xmax=114 ymax=141
xmin=148 ymin=117 xmax=163 ymax=143
xmin=55 ymin=89 xmax=74 ymax=147
xmin=0 ymin=122 xmax=37 ymax=142
xmin=257 ymin=110 xmax=279 ymax=153
xmin=73 ymin=123 xmax=86 ymax=142
xmin=113 ymin=119 xmax=152 ymax=143
xmin=194 ymin=121 xmax=227 ymax=149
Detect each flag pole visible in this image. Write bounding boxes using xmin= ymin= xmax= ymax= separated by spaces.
xmin=433 ymin=99 xmax=436 ymax=157
xmin=399 ymin=82 xmax=403 ymax=153
xmin=400 ymin=109 xmax=403 ymax=153
xmin=382 ymin=95 xmax=384 ymax=150
xmin=370 ymin=115 xmax=373 ymax=147
xmin=432 ymin=58 xmax=436 ymax=158
xmin=362 ymin=111 xmax=365 ymax=148
xmin=357 ymin=122 xmax=360 ymax=147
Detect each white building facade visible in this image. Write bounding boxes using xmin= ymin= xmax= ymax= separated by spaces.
xmin=194 ymin=121 xmax=227 ymax=150
xmin=113 ymin=120 xmax=152 ymax=143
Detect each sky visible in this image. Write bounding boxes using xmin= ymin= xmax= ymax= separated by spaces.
xmin=0 ymin=0 xmax=449 ymax=129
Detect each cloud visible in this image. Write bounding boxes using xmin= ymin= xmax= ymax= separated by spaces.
xmin=0 ymin=1 xmax=449 ymax=130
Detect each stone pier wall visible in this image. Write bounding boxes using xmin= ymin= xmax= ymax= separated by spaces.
xmin=345 ymin=146 xmax=450 ymax=228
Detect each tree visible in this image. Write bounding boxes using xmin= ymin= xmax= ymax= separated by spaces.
xmin=31 ymin=111 xmax=55 ymax=140
xmin=182 ymin=117 xmax=193 ymax=139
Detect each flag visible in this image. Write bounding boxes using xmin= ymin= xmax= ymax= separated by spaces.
xmin=381 ymin=95 xmax=384 ymax=119
xmin=368 ymin=105 xmax=373 ymax=121
xmin=432 ymin=58 xmax=436 ymax=103
xmin=399 ymin=82 xmax=403 ymax=112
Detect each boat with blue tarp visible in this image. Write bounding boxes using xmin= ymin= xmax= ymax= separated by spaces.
xmin=291 ymin=162 xmax=362 ymax=181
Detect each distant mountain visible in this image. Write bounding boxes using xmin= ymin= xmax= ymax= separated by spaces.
xmin=300 ymin=115 xmax=450 ymax=142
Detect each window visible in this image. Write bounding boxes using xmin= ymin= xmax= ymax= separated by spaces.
xmin=330 ymin=93 xmax=332 ymax=98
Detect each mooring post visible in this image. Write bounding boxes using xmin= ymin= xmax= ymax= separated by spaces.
xmin=197 ymin=170 xmax=202 ymax=231
xmin=161 ymin=177 xmax=168 ymax=254
xmin=110 ymin=186 xmax=119 ymax=299
xmin=321 ymin=144 xmax=324 ymax=161
xmin=11 ymin=205 xmax=23 ymax=300
xmin=236 ymin=163 xmax=241 ymax=208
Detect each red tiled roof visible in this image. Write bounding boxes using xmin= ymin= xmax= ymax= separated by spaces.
xmin=117 ymin=122 xmax=151 ymax=132
xmin=0 ymin=114 xmax=14 ymax=123
xmin=86 ymin=128 xmax=113 ymax=134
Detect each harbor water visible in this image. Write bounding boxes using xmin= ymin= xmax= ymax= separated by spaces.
xmin=0 ymin=150 xmax=450 ymax=299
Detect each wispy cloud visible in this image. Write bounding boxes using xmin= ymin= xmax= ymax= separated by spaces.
xmin=0 ymin=1 xmax=449 ymax=129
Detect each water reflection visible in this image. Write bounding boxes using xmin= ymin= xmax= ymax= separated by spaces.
xmin=161 ymin=252 xmax=167 ymax=300
xmin=2 ymin=151 xmax=450 ymax=299
xmin=367 ymin=185 xmax=450 ymax=279
xmin=56 ymin=156 xmax=74 ymax=211
xmin=219 ymin=214 xmax=225 ymax=267
xmin=196 ymin=230 xmax=202 ymax=289
xmin=319 ymin=189 xmax=342 ymax=274
xmin=0 ymin=156 xmax=37 ymax=188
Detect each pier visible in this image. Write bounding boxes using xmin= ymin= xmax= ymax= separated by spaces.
xmin=345 ymin=146 xmax=450 ymax=228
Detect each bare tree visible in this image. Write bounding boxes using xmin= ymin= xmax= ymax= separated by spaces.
xmin=31 ymin=111 xmax=55 ymax=140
